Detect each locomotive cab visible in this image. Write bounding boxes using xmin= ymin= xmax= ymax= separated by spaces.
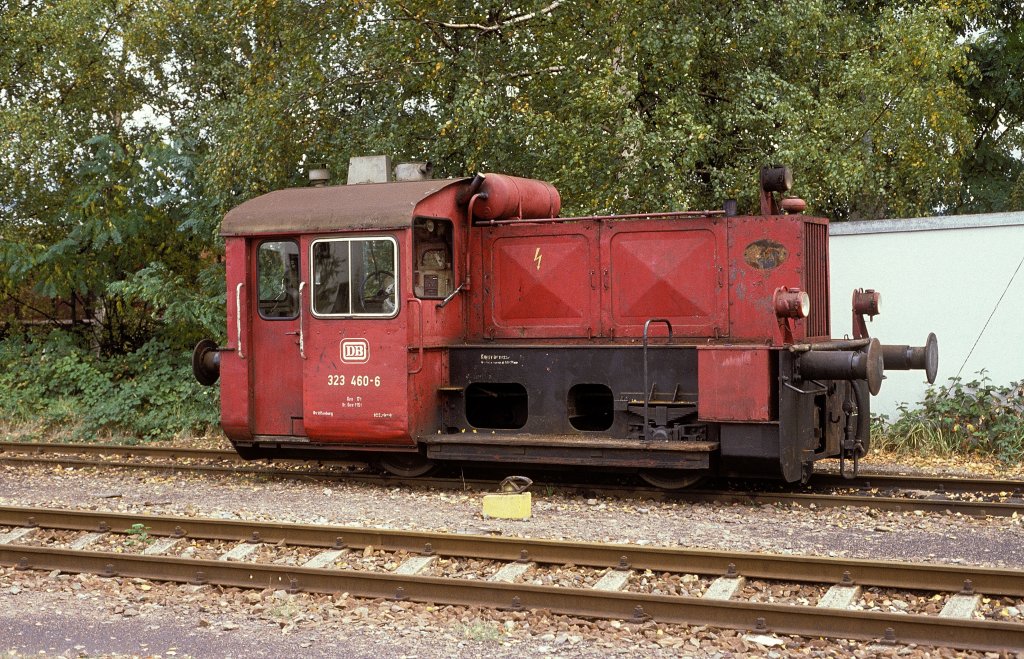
xmin=412 ymin=217 xmax=455 ymax=300
xmin=194 ymin=162 xmax=938 ymax=487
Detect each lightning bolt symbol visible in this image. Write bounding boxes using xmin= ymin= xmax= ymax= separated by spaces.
xmin=534 ymin=247 xmax=542 ymax=270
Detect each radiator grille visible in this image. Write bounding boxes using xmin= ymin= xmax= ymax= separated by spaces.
xmin=803 ymin=222 xmax=830 ymax=338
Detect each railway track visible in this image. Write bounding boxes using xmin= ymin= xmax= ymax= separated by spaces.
xmin=0 ymin=505 xmax=1021 ymax=651
xmin=3 ymin=441 xmax=1024 ymax=516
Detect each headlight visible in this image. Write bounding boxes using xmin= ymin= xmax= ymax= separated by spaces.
xmin=774 ymin=287 xmax=810 ymax=319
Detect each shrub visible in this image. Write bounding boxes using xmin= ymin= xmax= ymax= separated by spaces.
xmin=873 ymin=371 xmax=1024 ymax=463
xmin=0 ymin=330 xmax=219 ymax=442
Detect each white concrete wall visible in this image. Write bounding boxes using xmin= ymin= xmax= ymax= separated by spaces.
xmin=828 ymin=213 xmax=1024 ymax=417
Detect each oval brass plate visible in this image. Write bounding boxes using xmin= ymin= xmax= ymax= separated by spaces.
xmin=744 ymin=239 xmax=789 ymax=270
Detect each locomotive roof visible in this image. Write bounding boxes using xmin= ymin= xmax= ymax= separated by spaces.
xmin=221 ymin=178 xmax=464 ymax=236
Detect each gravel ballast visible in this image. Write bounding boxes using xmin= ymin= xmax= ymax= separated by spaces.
xmin=1 ymin=451 xmax=1023 ymax=658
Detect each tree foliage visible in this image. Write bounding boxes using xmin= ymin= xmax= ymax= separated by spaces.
xmin=0 ymin=1 xmax=220 ymax=355
xmin=1 ymin=0 xmax=1022 ymax=438
xmin=956 ymin=1 xmax=1024 ymax=212
xmin=304 ymin=0 xmax=980 ymax=219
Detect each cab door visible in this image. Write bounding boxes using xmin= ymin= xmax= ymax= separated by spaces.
xmin=250 ymin=239 xmax=304 ymax=436
xmin=300 ymin=234 xmax=411 ymax=444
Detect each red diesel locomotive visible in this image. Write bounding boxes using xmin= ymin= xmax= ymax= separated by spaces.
xmin=193 ymin=164 xmax=937 ymax=487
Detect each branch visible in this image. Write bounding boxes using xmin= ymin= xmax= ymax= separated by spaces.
xmin=3 ymin=292 xmax=63 ymax=326
xmin=987 ymin=115 xmax=1024 ymax=147
xmin=492 ymin=65 xmax=566 ymax=80
xmin=846 ymin=83 xmax=910 ymax=156
xmin=405 ymin=0 xmax=566 ymax=34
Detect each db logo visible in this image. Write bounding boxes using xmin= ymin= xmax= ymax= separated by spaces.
xmin=340 ymin=339 xmax=369 ymax=364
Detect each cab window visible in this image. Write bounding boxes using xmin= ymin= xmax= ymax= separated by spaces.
xmin=311 ymin=237 xmax=398 ymax=317
xmin=257 ymin=240 xmax=299 ymax=319
xmin=413 ymin=217 xmax=454 ymax=299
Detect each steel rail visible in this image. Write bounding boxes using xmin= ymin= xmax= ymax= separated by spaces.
xmin=0 ymin=455 xmax=366 ymax=480
xmin=1 ymin=544 xmax=1021 ymax=652
xmin=1 ymin=465 xmax=1020 ymax=518
xmin=2 ymin=505 xmax=1022 ymax=597
xmin=0 ymin=455 xmax=255 ymax=474
xmin=5 ymin=441 xmax=1024 ymax=496
xmin=811 ymin=472 xmax=1024 ymax=495
xmin=0 ymin=444 xmax=559 ymax=492
xmin=674 ymin=489 xmax=1024 ymax=517
xmin=3 ymin=442 xmax=1024 ymax=515
xmin=0 ymin=441 xmax=240 ymax=461
xmin=0 ymin=442 xmax=368 ymax=479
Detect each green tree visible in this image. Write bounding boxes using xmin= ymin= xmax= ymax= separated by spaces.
xmin=324 ymin=0 xmax=977 ymax=219
xmin=0 ymin=1 xmax=221 ymax=439
xmin=956 ymin=1 xmax=1024 ymax=213
xmin=125 ymin=0 xmax=366 ymax=209
xmin=0 ymin=0 xmax=1019 ymax=439
xmin=0 ymin=1 xmax=219 ymax=352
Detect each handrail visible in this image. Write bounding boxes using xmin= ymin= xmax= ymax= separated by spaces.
xmin=642 ymin=318 xmax=673 ymax=440
xmin=407 ymin=298 xmax=424 ymax=374
xmin=475 ymin=209 xmax=725 ymax=226
xmin=298 ymin=282 xmax=307 ymax=359
xmin=437 ymin=282 xmax=464 ymax=309
xmin=235 ymin=283 xmax=244 ymax=359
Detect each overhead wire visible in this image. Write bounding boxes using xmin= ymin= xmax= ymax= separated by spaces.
xmin=954 ymin=249 xmax=1024 ymax=382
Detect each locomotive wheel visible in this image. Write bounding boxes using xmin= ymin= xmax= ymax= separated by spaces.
xmin=378 ymin=453 xmax=437 ymax=477
xmin=231 ymin=444 xmax=262 ymax=461
xmin=639 ymin=469 xmax=704 ymax=490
